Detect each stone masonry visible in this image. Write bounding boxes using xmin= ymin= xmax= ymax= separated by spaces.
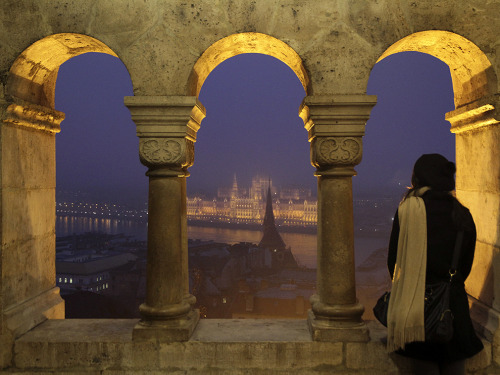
xmin=0 ymin=1 xmax=498 ymax=373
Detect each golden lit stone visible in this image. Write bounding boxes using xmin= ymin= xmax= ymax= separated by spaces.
xmin=8 ymin=33 xmax=118 ymax=108
xmin=189 ymin=32 xmax=309 ymax=96
xmin=377 ymin=30 xmax=495 ymax=108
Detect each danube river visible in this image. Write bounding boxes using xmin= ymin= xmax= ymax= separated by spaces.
xmin=56 ymin=216 xmax=389 ymax=269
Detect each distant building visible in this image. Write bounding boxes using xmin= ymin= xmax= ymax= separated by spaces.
xmin=231 ymin=283 xmax=313 ymax=319
xmin=259 ymin=184 xmax=298 ymax=270
xmin=187 ymin=191 xmax=309 ymax=319
xmin=187 ymin=175 xmax=317 ymax=227
xmin=230 ymin=269 xmax=316 ymax=319
xmin=56 ymin=243 xmax=137 ymax=295
xmin=228 ymin=197 xmax=313 ymax=319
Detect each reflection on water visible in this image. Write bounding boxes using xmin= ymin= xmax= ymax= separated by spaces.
xmin=188 ymin=226 xmax=388 ymax=268
xmin=57 ymin=216 xmax=389 ymax=269
xmin=56 ymin=216 xmax=147 ymax=240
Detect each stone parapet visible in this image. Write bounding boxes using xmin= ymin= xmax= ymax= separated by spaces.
xmin=7 ymin=319 xmax=492 ymax=374
xmin=3 ymin=287 xmax=64 ymax=339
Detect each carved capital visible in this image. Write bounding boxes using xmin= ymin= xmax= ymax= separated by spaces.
xmin=2 ymin=100 xmax=65 ymax=133
xmin=125 ymin=96 xmax=205 ymax=174
xmin=300 ymin=95 xmax=374 ymax=176
xmin=139 ymin=138 xmax=194 ymax=171
xmin=312 ymin=136 xmax=363 ymax=172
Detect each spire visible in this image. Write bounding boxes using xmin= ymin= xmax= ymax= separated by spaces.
xmin=263 ymin=183 xmax=275 ymax=227
xmin=259 ymin=182 xmax=286 ymax=250
xmin=231 ymin=174 xmax=238 ymax=199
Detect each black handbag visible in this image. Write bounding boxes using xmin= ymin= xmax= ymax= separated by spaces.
xmin=373 ymin=231 xmax=463 ymax=343
xmin=373 ymin=291 xmax=390 ymax=326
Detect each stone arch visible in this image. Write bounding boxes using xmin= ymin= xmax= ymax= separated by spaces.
xmin=1 ymin=33 xmax=125 ymax=342
xmin=7 ymin=33 xmax=119 ymax=108
xmin=375 ymin=30 xmax=500 ymax=342
xmin=188 ymin=32 xmax=309 ymax=97
xmin=376 ymin=30 xmax=497 ymax=108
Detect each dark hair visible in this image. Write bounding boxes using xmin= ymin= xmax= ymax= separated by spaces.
xmin=404 ymin=154 xmax=473 ymax=230
xmin=404 ymin=154 xmax=456 ymax=200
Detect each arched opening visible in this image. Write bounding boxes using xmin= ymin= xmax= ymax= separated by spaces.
xmin=361 ymin=51 xmax=455 ymax=195
xmin=369 ymin=30 xmax=499 ymax=337
xmin=2 ymin=34 xmax=125 ymax=335
xmin=187 ymin=52 xmax=310 ymax=319
xmin=54 ymin=52 xmax=145 ymax=318
xmin=357 ymin=51 xmax=455 ymax=319
xmin=188 ymin=32 xmax=309 ymax=97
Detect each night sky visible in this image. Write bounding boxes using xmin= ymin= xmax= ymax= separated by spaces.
xmin=55 ymin=50 xmax=455 ymax=205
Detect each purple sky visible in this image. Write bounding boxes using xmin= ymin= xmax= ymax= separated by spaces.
xmin=55 ymin=51 xmax=454 ymax=205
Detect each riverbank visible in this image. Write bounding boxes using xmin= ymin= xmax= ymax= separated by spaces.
xmin=187 ymin=219 xmax=317 ymax=234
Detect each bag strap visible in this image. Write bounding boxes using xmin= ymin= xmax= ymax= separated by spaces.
xmin=449 ymin=230 xmax=464 ymax=281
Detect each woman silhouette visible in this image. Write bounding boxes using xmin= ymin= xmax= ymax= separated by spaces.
xmin=386 ymin=154 xmax=483 ymax=375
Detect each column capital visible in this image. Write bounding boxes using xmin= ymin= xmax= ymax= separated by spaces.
xmin=446 ymin=94 xmax=500 ymax=134
xmin=299 ymin=95 xmax=377 ymax=140
xmin=300 ymin=95 xmax=376 ymax=175
xmin=139 ymin=137 xmax=194 ymax=174
xmin=311 ymin=136 xmax=363 ymax=176
xmin=2 ymin=99 xmax=65 ymax=134
xmin=125 ymin=96 xmax=206 ymax=173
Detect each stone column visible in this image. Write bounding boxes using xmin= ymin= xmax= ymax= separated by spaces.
xmin=0 ymin=98 xmax=65 ymax=368
xmin=124 ymin=96 xmax=205 ymax=341
xmin=300 ymin=95 xmax=376 ymax=342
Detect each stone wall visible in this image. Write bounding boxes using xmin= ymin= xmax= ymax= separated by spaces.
xmin=0 ymin=1 xmax=498 ymax=98
xmin=0 ymin=99 xmax=65 ymax=367
xmin=4 ymin=320 xmax=495 ymax=374
xmin=446 ymin=95 xmax=500 ymax=352
xmin=0 ymin=0 xmax=498 ymax=372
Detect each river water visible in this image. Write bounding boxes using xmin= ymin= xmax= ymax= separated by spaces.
xmin=56 ymin=216 xmax=389 ymax=269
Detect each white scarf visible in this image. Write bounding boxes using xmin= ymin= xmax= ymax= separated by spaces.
xmin=387 ymin=187 xmax=430 ymax=352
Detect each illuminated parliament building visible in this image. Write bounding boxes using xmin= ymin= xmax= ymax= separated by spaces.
xmin=187 ymin=175 xmax=317 ymax=227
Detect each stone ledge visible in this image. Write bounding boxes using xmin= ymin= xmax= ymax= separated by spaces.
xmin=13 ymin=319 xmax=344 ymax=372
xmin=3 ymin=287 xmax=64 ymax=339
xmin=347 ymin=322 xmax=492 ymax=373
xmin=6 ymin=319 xmax=494 ymax=374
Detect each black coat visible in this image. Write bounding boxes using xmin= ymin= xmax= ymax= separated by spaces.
xmin=387 ymin=190 xmax=483 ymax=361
